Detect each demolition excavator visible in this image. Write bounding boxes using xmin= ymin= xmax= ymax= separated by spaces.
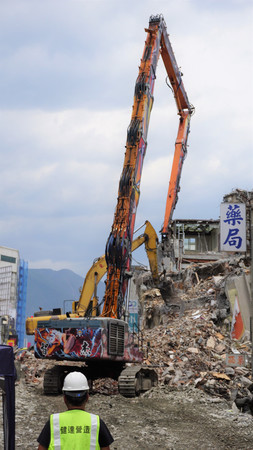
xmin=26 ymin=14 xmax=193 ymax=397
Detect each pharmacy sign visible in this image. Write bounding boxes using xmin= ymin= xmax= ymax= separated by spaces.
xmin=220 ymin=203 xmax=246 ymax=252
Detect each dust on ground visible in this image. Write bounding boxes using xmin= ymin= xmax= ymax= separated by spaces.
xmin=4 ymin=379 xmax=253 ymax=449
xmin=2 ymin=257 xmax=253 ymax=449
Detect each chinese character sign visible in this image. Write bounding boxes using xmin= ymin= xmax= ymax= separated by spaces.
xmin=220 ymin=203 xmax=246 ymax=252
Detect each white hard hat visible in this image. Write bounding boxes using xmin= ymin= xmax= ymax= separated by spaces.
xmin=62 ymin=371 xmax=89 ymax=397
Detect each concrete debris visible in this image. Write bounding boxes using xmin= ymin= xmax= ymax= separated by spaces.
xmin=14 ymin=257 xmax=252 ymax=414
xmin=6 ymin=380 xmax=253 ymax=449
xmin=140 ymin=257 xmax=252 ymax=410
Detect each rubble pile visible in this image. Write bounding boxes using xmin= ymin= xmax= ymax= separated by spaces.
xmin=140 ymin=259 xmax=252 ymax=411
xmin=15 ymin=350 xmax=119 ymax=395
xmin=15 ymin=349 xmax=54 ymax=384
xmin=142 ymin=305 xmax=251 ymax=401
xmin=92 ymin=378 xmax=119 ymax=395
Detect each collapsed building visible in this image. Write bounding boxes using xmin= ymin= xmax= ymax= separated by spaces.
xmin=125 ymin=189 xmax=253 ymax=411
xmin=130 ymin=188 xmax=253 ymax=335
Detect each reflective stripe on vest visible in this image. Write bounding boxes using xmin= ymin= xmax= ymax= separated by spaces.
xmin=49 ymin=410 xmax=100 ymax=449
xmin=52 ymin=414 xmax=61 ymax=449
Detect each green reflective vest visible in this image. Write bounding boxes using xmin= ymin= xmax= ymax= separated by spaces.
xmin=48 ymin=409 xmax=100 ymax=449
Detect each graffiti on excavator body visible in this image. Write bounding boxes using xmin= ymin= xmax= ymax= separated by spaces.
xmin=35 ymin=327 xmax=103 ymax=359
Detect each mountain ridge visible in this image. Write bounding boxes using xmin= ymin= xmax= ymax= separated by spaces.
xmin=26 ymin=268 xmax=84 ymax=318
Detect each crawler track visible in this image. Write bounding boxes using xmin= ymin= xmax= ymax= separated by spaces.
xmin=118 ymin=365 xmax=158 ymax=397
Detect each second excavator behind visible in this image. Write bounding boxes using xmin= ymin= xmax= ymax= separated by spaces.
xmin=26 ymin=14 xmax=194 ymax=397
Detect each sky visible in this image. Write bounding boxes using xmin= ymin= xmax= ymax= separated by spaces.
xmin=0 ymin=0 xmax=252 ymax=276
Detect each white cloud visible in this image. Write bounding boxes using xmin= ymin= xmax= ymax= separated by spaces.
xmin=0 ymin=0 xmax=252 ymax=273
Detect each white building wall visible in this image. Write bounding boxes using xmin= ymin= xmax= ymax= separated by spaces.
xmin=0 ymin=246 xmax=20 ymax=320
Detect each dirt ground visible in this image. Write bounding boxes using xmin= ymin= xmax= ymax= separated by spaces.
xmin=1 ymin=379 xmax=253 ymax=450
xmin=1 ymin=258 xmax=252 ymax=449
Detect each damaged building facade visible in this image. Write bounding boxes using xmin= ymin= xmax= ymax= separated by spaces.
xmin=171 ymin=218 xmax=220 ymax=268
xmin=158 ymin=188 xmax=253 ymax=271
xmin=129 ymin=189 xmax=253 ymax=344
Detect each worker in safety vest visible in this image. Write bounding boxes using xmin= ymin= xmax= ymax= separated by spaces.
xmin=37 ymin=371 xmax=114 ymax=450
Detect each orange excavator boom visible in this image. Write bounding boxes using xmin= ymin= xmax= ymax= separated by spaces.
xmin=103 ymin=15 xmax=194 ymax=319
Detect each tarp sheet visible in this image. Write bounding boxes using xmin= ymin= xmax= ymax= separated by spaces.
xmin=0 ymin=345 xmax=15 ymax=450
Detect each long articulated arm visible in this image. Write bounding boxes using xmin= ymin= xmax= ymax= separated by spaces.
xmin=160 ymin=22 xmax=194 ymax=237
xmin=102 ymin=15 xmax=193 ymax=318
xmin=76 ymin=221 xmax=158 ymax=317
xmin=161 ymin=111 xmax=191 ymax=237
